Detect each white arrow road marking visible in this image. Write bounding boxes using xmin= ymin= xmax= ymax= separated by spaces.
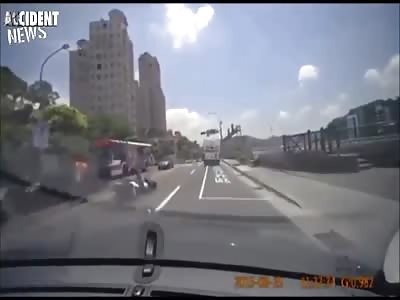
xmin=155 ymin=185 xmax=181 ymax=211
xmin=190 ymin=169 xmax=196 ymax=175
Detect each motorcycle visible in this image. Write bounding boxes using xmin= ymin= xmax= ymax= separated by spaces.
xmin=113 ymin=174 xmax=157 ymax=201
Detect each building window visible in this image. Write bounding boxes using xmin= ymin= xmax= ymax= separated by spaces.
xmin=97 ymin=63 xmax=102 ymax=70
xmin=103 ymin=22 xmax=107 ymax=29
xmin=98 ymin=96 xmax=102 ymax=101
xmin=104 ymin=73 xmax=108 ymax=79
xmin=110 ymin=72 xmax=114 ymax=78
xmin=96 ymin=53 xmax=101 ymax=60
xmin=96 ymin=74 xmax=101 ymax=80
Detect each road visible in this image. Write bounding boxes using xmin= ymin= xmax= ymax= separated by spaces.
xmin=88 ymin=161 xmax=290 ymax=218
xmin=277 ymin=167 xmax=399 ymax=201
xmin=1 ymin=161 xmax=396 ymax=278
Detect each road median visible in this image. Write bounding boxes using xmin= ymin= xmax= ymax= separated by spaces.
xmin=222 ymin=159 xmax=302 ymax=208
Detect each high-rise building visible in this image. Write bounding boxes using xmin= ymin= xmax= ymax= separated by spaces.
xmin=137 ymin=52 xmax=167 ymax=137
xmin=69 ymin=9 xmax=136 ymax=130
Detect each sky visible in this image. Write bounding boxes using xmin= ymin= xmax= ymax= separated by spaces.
xmin=1 ymin=4 xmax=399 ymax=141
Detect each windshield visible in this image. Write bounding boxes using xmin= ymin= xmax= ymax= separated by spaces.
xmin=0 ymin=3 xmax=399 ymax=293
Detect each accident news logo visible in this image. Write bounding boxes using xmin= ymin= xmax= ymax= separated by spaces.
xmin=4 ymin=11 xmax=59 ymax=45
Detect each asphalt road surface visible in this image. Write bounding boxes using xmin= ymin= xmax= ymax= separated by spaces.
xmin=88 ymin=161 xmax=290 ymax=218
xmin=1 ymin=161 xmax=395 ymax=280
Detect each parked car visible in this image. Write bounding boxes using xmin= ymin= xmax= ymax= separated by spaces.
xmin=158 ymin=159 xmax=174 ymax=170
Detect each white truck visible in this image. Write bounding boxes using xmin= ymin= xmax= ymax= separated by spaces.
xmin=202 ymin=138 xmax=220 ymax=166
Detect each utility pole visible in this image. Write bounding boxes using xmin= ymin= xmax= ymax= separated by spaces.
xmin=219 ymin=120 xmax=223 ymax=140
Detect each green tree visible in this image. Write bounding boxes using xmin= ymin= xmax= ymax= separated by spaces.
xmin=0 ymin=66 xmax=28 ymax=104
xmin=87 ymin=113 xmax=134 ymax=140
xmin=26 ymin=80 xmax=60 ymax=108
xmin=42 ymin=104 xmax=88 ymax=135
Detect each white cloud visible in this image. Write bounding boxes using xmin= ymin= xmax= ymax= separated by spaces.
xmin=278 ymin=111 xmax=290 ymax=119
xmin=298 ymin=65 xmax=319 ymax=85
xmin=164 ymin=4 xmax=215 ymax=49
xmin=338 ymin=92 xmax=349 ymax=102
xmin=364 ymin=54 xmax=400 ymax=91
xmin=364 ymin=68 xmax=381 ymax=83
xmin=56 ymin=97 xmax=69 ymax=105
xmin=239 ymin=109 xmax=258 ymax=121
xmin=295 ymin=105 xmax=312 ymax=119
xmin=166 ymin=108 xmax=214 ymax=141
xmin=320 ymin=93 xmax=350 ymax=119
xmin=320 ymin=104 xmax=341 ymax=119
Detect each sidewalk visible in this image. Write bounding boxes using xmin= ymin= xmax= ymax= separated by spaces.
xmin=223 ymin=159 xmax=399 ymax=270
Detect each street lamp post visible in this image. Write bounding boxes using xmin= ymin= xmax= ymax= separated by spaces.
xmin=29 ymin=43 xmax=70 ymax=191
xmin=39 ymin=43 xmax=70 ymax=85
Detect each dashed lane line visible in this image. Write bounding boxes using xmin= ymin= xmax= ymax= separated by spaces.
xmin=155 ymin=185 xmax=181 ymax=211
xmin=198 ymin=166 xmax=208 ymax=199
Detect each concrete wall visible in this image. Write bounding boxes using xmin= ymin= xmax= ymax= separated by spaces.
xmin=255 ymin=151 xmax=359 ymax=173
xmin=339 ymin=138 xmax=399 ymax=167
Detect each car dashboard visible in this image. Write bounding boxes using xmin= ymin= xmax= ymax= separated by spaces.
xmin=0 ymin=266 xmax=380 ymax=297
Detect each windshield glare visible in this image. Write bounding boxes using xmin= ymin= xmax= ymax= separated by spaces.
xmin=0 ymin=3 xmax=399 ymax=295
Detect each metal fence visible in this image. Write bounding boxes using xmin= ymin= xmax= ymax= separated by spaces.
xmin=282 ymin=121 xmax=399 ymax=153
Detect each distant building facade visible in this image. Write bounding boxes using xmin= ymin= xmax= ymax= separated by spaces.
xmin=137 ymin=52 xmax=167 ymax=137
xmin=69 ymin=9 xmax=137 ymax=130
xmin=330 ymin=97 xmax=399 ymax=139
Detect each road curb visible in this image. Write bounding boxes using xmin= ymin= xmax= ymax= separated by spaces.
xmin=222 ymin=160 xmax=302 ymax=208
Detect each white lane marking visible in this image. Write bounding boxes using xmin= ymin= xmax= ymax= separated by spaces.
xmin=155 ymin=185 xmax=181 ymax=211
xmin=201 ymin=196 xmax=267 ymax=201
xmin=190 ymin=169 xmax=196 ymax=175
xmin=198 ymin=166 xmax=209 ymax=199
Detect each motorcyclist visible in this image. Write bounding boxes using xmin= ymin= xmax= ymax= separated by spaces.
xmin=133 ymin=147 xmax=146 ymax=190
